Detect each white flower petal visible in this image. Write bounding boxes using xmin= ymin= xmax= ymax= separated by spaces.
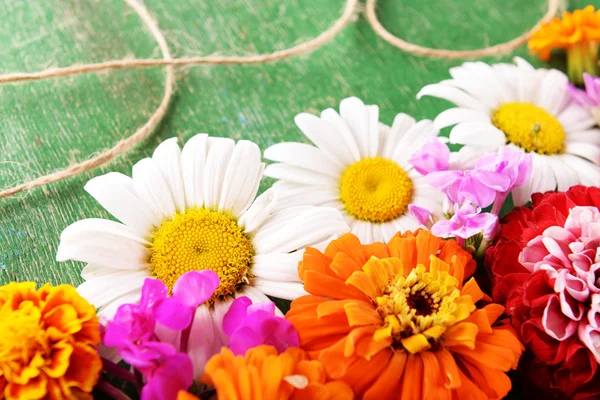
xmin=558 ymin=103 xmax=597 ymax=132
xmin=187 ymin=304 xmax=219 ymax=377
xmin=152 ymin=138 xmax=186 ymax=213
xmin=235 ymin=285 xmax=283 ymax=316
xmin=548 ymin=156 xmax=578 ymax=192
xmin=382 ymin=113 xmax=416 ymax=159
xmin=251 ymin=252 xmax=303 ymax=282
xmin=264 ymin=143 xmax=342 ymax=177
xmin=391 ymin=120 xmax=439 ymax=166
xmin=251 ymin=278 xmax=307 ymax=301
xmin=57 ymin=219 xmax=150 ymax=269
xmin=449 ymin=122 xmax=506 ymax=147
xmin=567 ymin=129 xmax=600 ymax=145
xmin=535 ymin=69 xmax=569 ymax=116
xmin=97 ymin=291 xmax=142 ymax=324
xmin=78 ymin=270 xmax=148 ymax=310
xmin=270 ymin=181 xmax=339 ymax=210
xmin=514 ymin=57 xmax=539 ymax=103
xmin=212 ymin=297 xmax=234 ymax=346
xmin=320 ymin=108 xmax=362 ymax=163
xmin=352 ymin=220 xmax=373 ymax=244
xmin=433 ymin=107 xmax=489 ymax=130
xmin=264 ymin=163 xmax=336 ymax=186
xmin=511 ymin=179 xmax=533 ymax=206
xmin=132 ymin=158 xmax=176 ymax=221
xmin=81 ymin=264 xmax=124 ymax=281
xmin=84 ymin=172 xmax=158 ymax=238
xmin=219 ymin=140 xmax=264 ymax=216
xmin=366 ymin=105 xmax=380 ymax=158
xmin=203 ymin=137 xmax=235 ymax=209
xmin=252 ymin=207 xmax=348 ymax=254
xmin=417 ymin=82 xmax=490 ymax=113
xmin=294 ymin=112 xmax=356 ymax=166
xmin=339 ymin=97 xmax=372 ymax=159
xmin=181 ymin=133 xmax=209 ymax=209
xmin=238 ymin=188 xmax=278 ymax=234
xmin=530 ymin=153 xmax=557 ymax=194
xmin=562 ymin=154 xmax=600 ymax=186
xmin=565 ymin=142 xmax=600 ymax=164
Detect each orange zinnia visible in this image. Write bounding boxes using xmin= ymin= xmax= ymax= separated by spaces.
xmin=529 ymin=5 xmax=600 ymax=82
xmin=201 ymin=345 xmax=353 ymax=400
xmin=0 ymin=282 xmax=102 ymax=400
xmin=287 ymin=230 xmax=524 ymax=400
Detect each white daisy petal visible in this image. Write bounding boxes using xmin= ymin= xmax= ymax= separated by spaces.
xmin=80 ymin=264 xmax=124 ymax=281
xmin=252 ymin=207 xmax=348 ymax=254
xmin=382 ymin=113 xmax=416 ymax=158
xmin=565 ymin=142 xmax=600 ymax=164
xmin=417 ymin=82 xmax=490 ymax=113
xmin=235 ymin=285 xmax=284 ymax=316
xmin=366 ymin=105 xmax=380 ymax=158
xmin=548 ymin=156 xmax=578 ymax=192
xmin=264 ymin=143 xmax=342 ymax=177
xmin=84 ymin=172 xmax=158 ymax=237
xmin=152 ymin=138 xmax=186 ymax=212
xmin=187 ymin=305 xmax=219 ymax=377
xmin=132 ymin=158 xmax=177 ymax=221
xmin=561 ymin=154 xmax=600 ymax=186
xmin=294 ymin=113 xmax=356 ymax=166
xmin=530 ymin=153 xmax=557 ymax=194
xmin=264 ymin=163 xmax=336 ymax=186
xmin=57 ymin=219 xmax=150 ymax=269
xmin=212 ymin=297 xmax=234 ymax=345
xmin=535 ymin=69 xmax=569 ymax=116
xmin=97 ymin=291 xmax=142 ymax=324
xmin=270 ymin=181 xmax=339 ymax=209
xmin=251 ymin=252 xmax=304 ymax=282
xmin=77 ymin=270 xmax=148 ymax=310
xmin=512 ymin=179 xmax=533 ymax=206
xmin=392 ymin=120 xmax=439 ymax=166
xmin=433 ymin=107 xmax=489 ymax=130
xmin=395 ymin=214 xmax=419 ymax=232
xmin=567 ymin=129 xmax=600 ymax=145
xmin=449 ymin=122 xmax=506 ymax=147
xmin=558 ymin=103 xmax=597 ymax=132
xmin=339 ymin=96 xmax=372 ymax=158
xmin=320 ymin=108 xmax=362 ymax=163
xmin=251 ymin=278 xmax=307 ymax=301
xmin=203 ymin=137 xmax=235 ymax=209
xmin=219 ymin=140 xmax=263 ymax=216
xmin=180 ymin=133 xmax=208 ymax=209
xmin=238 ymin=188 xmax=278 ymax=234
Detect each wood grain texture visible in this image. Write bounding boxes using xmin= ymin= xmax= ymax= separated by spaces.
xmin=0 ymin=0 xmax=594 ymax=287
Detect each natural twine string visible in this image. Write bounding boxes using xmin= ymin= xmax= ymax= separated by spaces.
xmin=365 ymin=0 xmax=561 ymax=59
xmin=0 ymin=0 xmax=557 ymax=199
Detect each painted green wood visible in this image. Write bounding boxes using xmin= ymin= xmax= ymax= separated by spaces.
xmin=0 ymin=0 xmax=594 ymax=286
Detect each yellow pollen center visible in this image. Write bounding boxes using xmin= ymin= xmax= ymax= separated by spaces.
xmin=0 ymin=301 xmax=43 ymax=362
xmin=339 ymin=157 xmax=413 ymax=223
xmin=150 ymin=208 xmax=253 ymax=300
xmin=491 ymin=102 xmax=566 ymax=154
xmin=374 ymin=264 xmax=465 ymax=354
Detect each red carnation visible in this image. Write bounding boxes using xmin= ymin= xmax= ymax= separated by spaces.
xmin=486 ymin=185 xmax=600 ymax=399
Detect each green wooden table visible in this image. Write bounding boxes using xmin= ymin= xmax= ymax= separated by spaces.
xmin=0 ymin=0 xmax=592 ymax=287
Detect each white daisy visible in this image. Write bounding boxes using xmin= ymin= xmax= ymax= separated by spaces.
xmin=263 ymin=96 xmax=445 ymax=243
xmin=417 ymin=57 xmax=600 ymax=205
xmin=56 ymin=134 xmax=348 ymax=375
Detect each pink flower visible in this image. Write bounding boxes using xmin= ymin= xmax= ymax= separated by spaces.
xmin=426 ymin=168 xmax=511 ymax=208
xmin=519 ymin=206 xmax=600 ymax=362
xmin=222 ymin=296 xmax=299 ymax=356
xmin=141 ymin=353 xmax=194 ymax=400
xmin=408 ymin=138 xmax=450 ymax=175
xmin=408 ymin=204 xmax=434 ymax=228
xmin=475 ymin=147 xmax=533 ymax=214
xmin=568 ymin=73 xmax=600 ymax=125
xmin=431 ymin=203 xmax=498 ymax=241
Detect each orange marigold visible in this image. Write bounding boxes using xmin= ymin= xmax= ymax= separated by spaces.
xmin=0 ymin=282 xmax=102 ymax=400
xmin=286 ymin=230 xmax=524 ymax=400
xmin=529 ymin=5 xmax=600 ymax=82
xmin=201 ymin=345 xmax=353 ymax=400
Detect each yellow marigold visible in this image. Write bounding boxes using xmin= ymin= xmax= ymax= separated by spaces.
xmin=0 ymin=282 xmax=102 ymax=400
xmin=529 ymin=5 xmax=600 ymax=82
xmin=201 ymin=345 xmax=354 ymax=400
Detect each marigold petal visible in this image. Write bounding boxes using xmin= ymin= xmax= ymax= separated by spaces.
xmin=304 ymin=270 xmax=368 ymax=301
xmin=363 ymin=351 xmax=407 ymax=400
xmin=6 ymin=374 xmax=47 ymax=400
xmin=362 ymin=257 xmax=393 ymax=290
xmin=435 ymin=349 xmax=462 ymax=389
xmin=399 ymin=353 xmax=423 ymax=400
xmin=324 ymin=234 xmax=366 ymax=265
xmin=421 ymin=351 xmax=452 ymax=400
xmin=460 ymin=358 xmax=513 ymax=399
xmin=387 ymin=235 xmax=416 ymax=275
xmin=330 ymin=253 xmax=363 ymax=280
xmin=345 ymin=271 xmax=381 ymax=300
xmin=63 ymin=343 xmax=102 ymax=392
xmin=340 ymin=350 xmax=392 ymax=397
xmin=343 ymin=301 xmax=382 ymax=327
xmin=401 ymin=334 xmax=431 ymax=354
xmin=443 ymin=322 xmax=479 ymax=349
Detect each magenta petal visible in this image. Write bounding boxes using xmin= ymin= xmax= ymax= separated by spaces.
xmin=408 ymin=204 xmax=432 ymax=226
xmin=172 ymin=270 xmax=220 ymax=308
xmin=228 ymin=326 xmax=262 ymax=356
xmin=258 ymin=315 xmax=300 ymax=352
xmin=140 ymin=278 xmax=169 ymax=310
xmin=141 ymin=353 xmax=194 ymax=400
xmin=247 ymin=301 xmax=276 ymax=315
xmin=223 ymin=296 xmax=252 ymax=336
xmin=154 ymin=297 xmax=193 ymax=331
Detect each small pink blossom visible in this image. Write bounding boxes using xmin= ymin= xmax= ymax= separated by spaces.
xmin=408 ymin=204 xmax=434 ymax=228
xmin=408 ymin=138 xmax=450 ymax=175
xmin=475 ymin=147 xmax=533 ymax=214
xmin=431 ymin=203 xmax=498 ymax=240
xmin=519 ymin=206 xmax=600 ymax=362
xmin=223 ymin=296 xmax=299 ymax=356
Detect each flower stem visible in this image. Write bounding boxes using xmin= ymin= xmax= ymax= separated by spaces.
xmin=134 ymin=368 xmax=145 ymax=392
xmin=102 ymin=358 xmax=136 ymax=383
xmin=567 ymin=42 xmax=598 ymax=84
xmin=476 ymin=238 xmax=491 ymax=258
xmin=96 ymin=379 xmax=133 ymax=400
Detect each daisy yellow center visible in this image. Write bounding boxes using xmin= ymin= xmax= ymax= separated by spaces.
xmin=150 ymin=208 xmax=253 ymax=300
xmin=0 ymin=301 xmax=42 ymax=362
xmin=491 ymin=102 xmax=566 ymax=154
xmin=374 ymin=264 xmax=465 ymax=354
xmin=339 ymin=157 xmax=413 ymax=223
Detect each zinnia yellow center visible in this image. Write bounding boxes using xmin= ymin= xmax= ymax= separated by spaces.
xmin=374 ymin=264 xmax=469 ymax=354
xmin=0 ymin=301 xmax=42 ymax=362
xmin=150 ymin=208 xmax=253 ymax=300
xmin=339 ymin=157 xmax=413 ymax=223
xmin=491 ymin=102 xmax=566 ymax=154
